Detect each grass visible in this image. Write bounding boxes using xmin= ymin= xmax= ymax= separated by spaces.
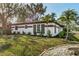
xmin=74 ymin=34 xmax=79 ymax=39
xmin=72 ymin=34 xmax=79 ymax=41
xmin=0 ymin=35 xmax=68 ymax=56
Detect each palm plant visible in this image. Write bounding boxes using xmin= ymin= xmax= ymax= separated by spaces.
xmin=51 ymin=12 xmax=56 ymax=22
xmin=42 ymin=14 xmax=51 ymax=23
xmin=41 ymin=13 xmax=56 ymax=23
xmin=41 ymin=14 xmax=52 ymax=37
xmin=59 ymin=9 xmax=78 ymax=40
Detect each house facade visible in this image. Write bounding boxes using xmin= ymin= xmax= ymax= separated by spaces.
xmin=11 ymin=21 xmax=63 ymax=36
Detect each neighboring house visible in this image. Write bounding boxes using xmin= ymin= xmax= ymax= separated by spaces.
xmin=11 ymin=21 xmax=63 ymax=36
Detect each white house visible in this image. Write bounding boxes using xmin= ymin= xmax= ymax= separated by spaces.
xmin=11 ymin=21 xmax=63 ymax=36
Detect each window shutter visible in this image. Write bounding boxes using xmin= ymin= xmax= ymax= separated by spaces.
xmin=54 ymin=25 xmax=56 ymax=33
xmin=15 ymin=26 xmax=18 ymax=30
xmin=41 ymin=24 xmax=45 ymax=34
xmin=33 ymin=25 xmax=36 ymax=35
xmin=25 ymin=25 xmax=27 ymax=28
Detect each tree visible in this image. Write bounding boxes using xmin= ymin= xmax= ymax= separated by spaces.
xmin=27 ymin=3 xmax=47 ymax=21
xmin=59 ymin=9 xmax=78 ymax=40
xmin=42 ymin=14 xmax=51 ymax=22
xmin=41 ymin=14 xmax=52 ymax=37
xmin=16 ymin=4 xmax=31 ymax=22
xmin=0 ymin=3 xmax=31 ymax=34
xmin=0 ymin=3 xmax=19 ymax=34
xmin=41 ymin=13 xmax=56 ymax=23
xmin=51 ymin=12 xmax=56 ymax=22
xmin=75 ymin=16 xmax=79 ymax=25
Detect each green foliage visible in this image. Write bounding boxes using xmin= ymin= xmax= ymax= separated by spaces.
xmin=41 ymin=12 xmax=56 ymax=22
xmin=59 ymin=9 xmax=78 ymax=23
xmin=0 ymin=35 xmax=67 ymax=56
xmin=47 ymin=30 xmax=52 ymax=37
xmin=75 ymin=27 xmax=79 ymax=31
xmin=57 ymin=30 xmax=66 ymax=38
xmin=22 ymin=31 xmax=25 ymax=34
xmin=51 ymin=12 xmax=56 ymax=21
xmin=41 ymin=14 xmax=51 ymax=22
xmin=39 ymin=31 xmax=44 ymax=37
xmin=27 ymin=32 xmax=31 ymax=35
xmin=17 ymin=32 xmax=20 ymax=34
xmin=27 ymin=3 xmax=46 ymax=21
xmin=6 ymin=29 xmax=11 ymax=35
xmin=68 ymin=34 xmax=79 ymax=41
xmin=59 ymin=9 xmax=78 ymax=40
xmin=0 ymin=43 xmax=11 ymax=51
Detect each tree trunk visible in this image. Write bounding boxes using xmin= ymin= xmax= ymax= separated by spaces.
xmin=2 ymin=23 xmax=6 ymax=34
xmin=45 ymin=23 xmax=48 ymax=39
xmin=2 ymin=20 xmax=8 ymax=35
xmin=65 ymin=25 xmax=69 ymax=40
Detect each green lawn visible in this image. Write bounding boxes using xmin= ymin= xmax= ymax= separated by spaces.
xmin=0 ymin=35 xmax=68 ymax=56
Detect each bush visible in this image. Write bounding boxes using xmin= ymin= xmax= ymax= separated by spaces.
xmin=57 ymin=30 xmax=66 ymax=38
xmin=27 ymin=32 xmax=31 ymax=35
xmin=0 ymin=43 xmax=11 ymax=51
xmin=68 ymin=33 xmax=79 ymax=41
xmin=22 ymin=31 xmax=25 ymax=35
xmin=6 ymin=29 xmax=11 ymax=35
xmin=17 ymin=32 xmax=20 ymax=34
xmin=39 ymin=31 xmax=44 ymax=37
xmin=47 ymin=30 xmax=52 ymax=37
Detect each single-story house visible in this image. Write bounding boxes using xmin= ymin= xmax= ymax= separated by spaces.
xmin=10 ymin=21 xmax=63 ymax=36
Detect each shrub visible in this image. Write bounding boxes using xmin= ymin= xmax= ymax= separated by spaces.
xmin=39 ymin=31 xmax=44 ymax=37
xmin=27 ymin=32 xmax=31 ymax=35
xmin=0 ymin=43 xmax=11 ymax=51
xmin=6 ymin=29 xmax=11 ymax=35
xmin=57 ymin=30 xmax=66 ymax=38
xmin=22 ymin=31 xmax=25 ymax=35
xmin=47 ymin=30 xmax=52 ymax=37
xmin=17 ymin=32 xmax=20 ymax=34
xmin=68 ymin=33 xmax=79 ymax=41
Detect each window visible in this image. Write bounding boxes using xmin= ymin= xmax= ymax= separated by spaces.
xmin=15 ymin=26 xmax=18 ymax=30
xmin=37 ymin=24 xmax=40 ymax=33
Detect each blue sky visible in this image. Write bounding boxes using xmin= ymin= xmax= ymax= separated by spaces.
xmin=44 ymin=3 xmax=79 ymax=18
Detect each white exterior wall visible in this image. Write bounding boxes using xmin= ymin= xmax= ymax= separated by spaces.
xmin=24 ymin=28 xmax=33 ymax=35
xmin=11 ymin=22 xmax=63 ymax=37
xmin=44 ymin=23 xmax=63 ymax=36
xmin=11 ymin=24 xmax=34 ymax=35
